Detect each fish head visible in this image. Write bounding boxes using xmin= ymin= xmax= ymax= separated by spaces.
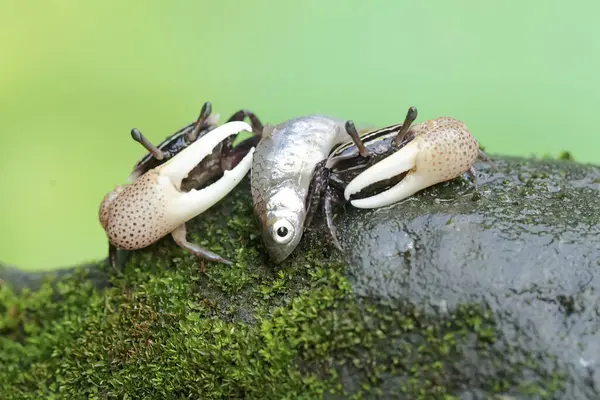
xmin=255 ymin=186 xmax=306 ymax=263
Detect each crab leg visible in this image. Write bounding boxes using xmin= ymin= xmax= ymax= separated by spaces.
xmin=323 ymin=186 xmax=345 ymax=251
xmin=101 ymin=121 xmax=254 ymax=257
xmin=227 ymin=109 xmax=265 ymax=133
xmin=171 ymin=224 xmax=230 ymax=267
xmin=344 ymin=117 xmax=481 ymax=209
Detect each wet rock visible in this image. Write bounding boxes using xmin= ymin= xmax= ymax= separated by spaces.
xmin=335 ymin=157 xmax=600 ymax=399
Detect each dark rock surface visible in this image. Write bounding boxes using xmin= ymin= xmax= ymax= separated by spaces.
xmin=335 ymin=157 xmax=600 ymax=399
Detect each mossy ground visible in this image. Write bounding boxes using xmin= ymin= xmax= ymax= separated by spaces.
xmin=1 ymin=179 xmax=565 ymax=399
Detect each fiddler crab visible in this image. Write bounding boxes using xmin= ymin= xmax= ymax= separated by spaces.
xmin=99 ymin=101 xmax=495 ymax=269
xmin=99 ymin=102 xmax=263 ymax=270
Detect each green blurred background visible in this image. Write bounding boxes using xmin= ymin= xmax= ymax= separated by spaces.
xmin=1 ymin=0 xmax=599 ymax=270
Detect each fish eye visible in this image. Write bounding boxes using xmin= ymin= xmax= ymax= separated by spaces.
xmin=272 ymin=219 xmax=294 ymax=245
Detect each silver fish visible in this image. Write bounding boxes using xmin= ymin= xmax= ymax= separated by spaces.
xmin=250 ymin=115 xmax=350 ymax=263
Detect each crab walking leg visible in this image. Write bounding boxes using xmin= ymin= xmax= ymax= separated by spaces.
xmin=101 ymin=121 xmax=254 ymax=256
xmin=227 ymin=109 xmax=265 ymax=133
xmin=344 ymin=118 xmax=481 ymax=209
xmin=478 ymin=149 xmax=499 ymax=171
xmin=171 ymin=224 xmax=232 ymax=267
xmin=108 ymin=243 xmax=121 ymax=274
xmin=324 ymin=186 xmax=344 ymax=251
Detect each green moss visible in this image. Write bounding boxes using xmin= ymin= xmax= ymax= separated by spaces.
xmin=0 ymin=182 xmax=565 ymax=399
xmin=539 ymin=151 xmax=576 ymax=162
xmin=557 ymin=151 xmax=574 ymax=161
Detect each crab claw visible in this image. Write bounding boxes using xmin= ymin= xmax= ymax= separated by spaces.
xmin=344 ymin=117 xmax=480 ymax=209
xmin=100 ymin=121 xmax=254 ymax=250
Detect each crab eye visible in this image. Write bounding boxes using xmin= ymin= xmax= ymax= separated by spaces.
xmin=272 ymin=219 xmax=294 ymax=245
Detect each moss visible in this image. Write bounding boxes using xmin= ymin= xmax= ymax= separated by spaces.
xmin=0 ymin=180 xmax=565 ymax=399
xmin=557 ymin=151 xmax=574 ymax=161
xmin=539 ymin=151 xmax=576 ymax=162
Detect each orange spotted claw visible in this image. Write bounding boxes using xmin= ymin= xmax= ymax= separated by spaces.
xmin=344 ymin=117 xmax=481 ymax=209
xmin=99 ymin=120 xmax=254 ymax=265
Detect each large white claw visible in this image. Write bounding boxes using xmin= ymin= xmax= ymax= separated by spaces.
xmin=344 ymin=117 xmax=479 ymax=209
xmin=157 ymin=120 xmax=254 ymax=221
xmin=100 ymin=121 xmax=254 ymax=250
xmin=344 ymin=141 xmax=421 ymax=209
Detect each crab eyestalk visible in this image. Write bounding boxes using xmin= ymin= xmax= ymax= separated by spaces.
xmin=100 ymin=121 xmax=254 ymax=260
xmin=344 ymin=117 xmax=481 ymax=209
